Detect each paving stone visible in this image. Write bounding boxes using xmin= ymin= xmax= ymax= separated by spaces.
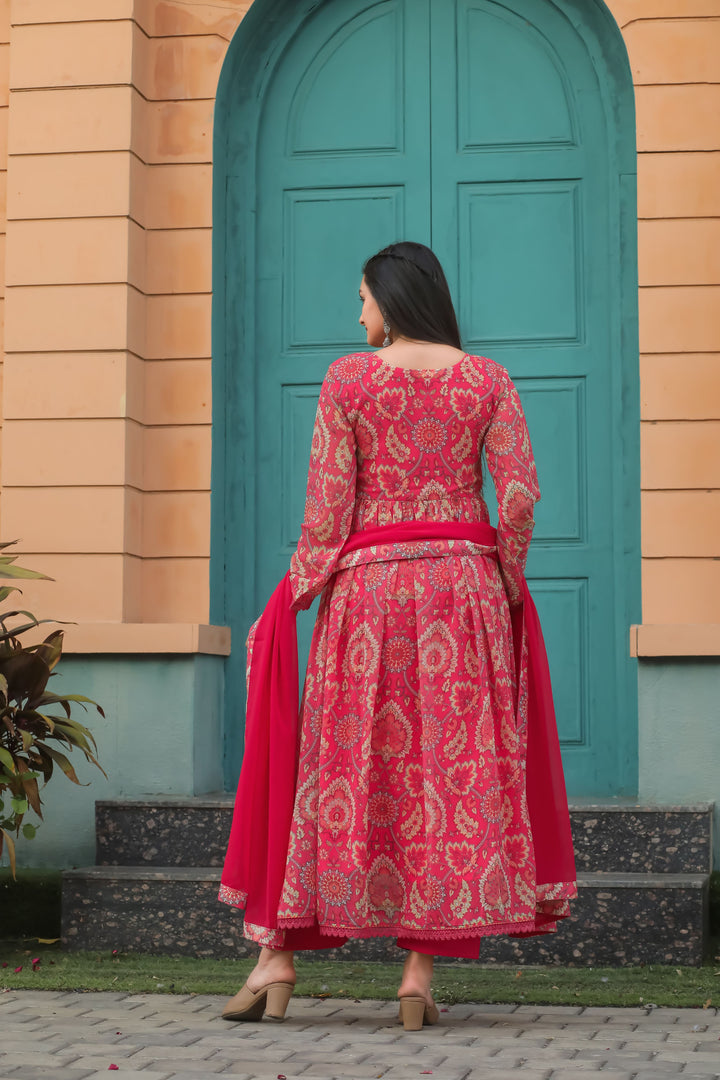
xmin=290 ymin=1038 xmax=364 ymax=1052
xmin=72 ymin=1074 xmax=174 ymax=1080
xmin=351 ymin=1046 xmax=442 ymax=1059
xmin=576 ymin=1048 xmax=654 ymax=1061
xmin=64 ymin=1056 xmax=218 ymax=1075
xmin=72 ymin=1010 xmax=160 ymax=1023
xmin=113 ymin=1033 xmax=204 ymax=1047
xmin=0 ymin=1070 xmax=98 ymax=1080
xmin=477 ymin=1062 xmax=556 ymax=1072
xmin=606 ymin=1031 xmax=667 ymax=1043
xmin=273 ymin=1033 xmax=406 ymax=1045
xmin=538 ymin=1016 xmax=604 ymax=1027
xmin=491 ymin=1040 xmax=574 ymax=1052
xmin=0 ymin=1002 xmax=43 ymax=1016
xmin=683 ymin=1033 xmax=720 ymax=1046
xmin=1 ymin=991 xmax=72 ymax=1003
xmin=0 ymin=1052 xmax=84 ymax=1068
xmin=239 ymin=1075 xmax=350 ymax=1080
xmin=282 ymin=1051 xmax=372 ymax=1064
xmin=580 ymin=1009 xmax=624 ymax=1018
xmin=118 ymin=1044 xmax=221 ymax=1060
xmin=525 ymin=1049 xmax=579 ymax=1061
xmin=37 ymin=1042 xmax=142 ymax=1057
xmin=0 ymin=1024 xmax=63 ymax=1036
xmin=294 ymin=1067 xmax=405 ymax=1078
xmin=476 ymin=1073 xmax=552 ymax=1080
xmin=381 ymin=1072 xmax=472 ymax=1080
xmin=41 ymin=1031 xmax=132 ymax=1045
xmin=523 ymin=1022 xmax=600 ymax=1034
xmin=167 ymin=1075 xmax=253 ymax=1080
xmin=64 ymin=992 xmax=137 ymax=1004
xmin=232 ymin=1074 xmax=312 ymax=1080
xmin=604 ymin=1009 xmax=650 ymax=1019
xmin=535 ymin=1007 xmax=586 ymax=1017
xmin=530 ymin=1032 xmax=597 ymax=1046
xmin=628 ymin=1064 xmax=684 ymax=1075
xmin=122 ymin=994 xmax=199 ymax=1005
xmin=652 ymin=1049 xmax=719 ymax=1065
xmin=92 ymin=1022 xmax=189 ymax=1033
xmin=0 ymin=1039 xmax=72 ymax=1053
xmin=547 ymin=1072 xmax=637 ymax=1079
xmin=203 ymin=1049 xmax=296 ymax=1064
xmin=123 ymin=1060 xmax=229 ymax=1074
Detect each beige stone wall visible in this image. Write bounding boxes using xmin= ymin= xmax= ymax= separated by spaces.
xmin=0 ymin=0 xmax=718 ymax=653
xmin=0 ymin=0 xmax=9 ymax=507
xmin=1 ymin=0 xmax=246 ymax=633
xmin=607 ymin=0 xmax=720 ymax=651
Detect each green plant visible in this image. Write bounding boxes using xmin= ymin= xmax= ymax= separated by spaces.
xmin=0 ymin=542 xmax=106 ymax=876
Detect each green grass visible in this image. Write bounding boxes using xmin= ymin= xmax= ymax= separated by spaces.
xmin=2 ymin=938 xmax=720 ymax=1008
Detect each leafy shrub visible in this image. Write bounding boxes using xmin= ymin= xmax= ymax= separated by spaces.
xmin=0 ymin=542 xmax=105 ymax=875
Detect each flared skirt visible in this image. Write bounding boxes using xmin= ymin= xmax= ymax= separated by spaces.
xmin=234 ymin=547 xmax=574 ymax=947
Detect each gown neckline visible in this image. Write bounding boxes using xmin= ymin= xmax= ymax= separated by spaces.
xmin=370 ymin=350 xmax=470 ymax=378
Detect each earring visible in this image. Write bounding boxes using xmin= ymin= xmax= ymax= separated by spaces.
xmin=382 ymin=319 xmax=391 ymax=347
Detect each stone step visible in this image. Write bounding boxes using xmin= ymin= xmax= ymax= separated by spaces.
xmin=569 ymin=801 xmax=713 ymax=876
xmin=95 ymin=794 xmax=235 ymax=870
xmin=61 ymin=866 xmax=710 ymax=967
xmin=94 ymin=796 xmax=714 ymax=876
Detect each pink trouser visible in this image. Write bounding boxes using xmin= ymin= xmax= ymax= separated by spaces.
xmin=280 ymin=924 xmax=481 ymax=959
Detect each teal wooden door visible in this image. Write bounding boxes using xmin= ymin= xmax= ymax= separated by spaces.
xmin=214 ymin=0 xmax=639 ymax=796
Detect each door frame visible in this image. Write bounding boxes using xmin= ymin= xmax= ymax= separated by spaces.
xmin=211 ymin=0 xmax=640 ymax=792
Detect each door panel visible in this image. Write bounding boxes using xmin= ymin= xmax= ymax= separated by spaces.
xmin=288 ymin=4 xmax=405 ymax=154
xmin=527 ymin=577 xmax=589 ymax=746
xmin=458 ymin=2 xmax=576 ymax=149
xmin=283 ymin=187 xmax=405 ymax=352
xmin=519 ymin=378 xmax=586 ymax=545
xmin=457 ymin=181 xmax=583 ymax=345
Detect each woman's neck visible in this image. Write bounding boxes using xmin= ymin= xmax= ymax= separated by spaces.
xmin=380 ymin=339 xmax=466 ymax=369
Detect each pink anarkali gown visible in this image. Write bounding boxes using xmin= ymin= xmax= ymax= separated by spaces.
xmin=220 ymin=351 xmax=577 ymax=953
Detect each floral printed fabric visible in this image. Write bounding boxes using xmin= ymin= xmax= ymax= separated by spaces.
xmin=243 ymin=353 xmax=575 ymax=945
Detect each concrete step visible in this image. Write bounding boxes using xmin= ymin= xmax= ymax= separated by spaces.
xmin=61 ymin=866 xmax=710 ymax=967
xmin=94 ymin=796 xmax=714 ymax=876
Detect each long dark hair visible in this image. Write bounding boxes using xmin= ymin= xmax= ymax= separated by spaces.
xmin=362 ymin=241 xmax=462 ymax=349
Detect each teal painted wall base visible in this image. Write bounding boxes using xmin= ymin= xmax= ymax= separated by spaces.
xmin=638 ymin=658 xmax=720 ymax=870
xmin=4 ymin=655 xmax=225 ymax=871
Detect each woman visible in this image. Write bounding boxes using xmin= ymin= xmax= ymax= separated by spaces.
xmin=219 ymin=241 xmax=577 ymax=1030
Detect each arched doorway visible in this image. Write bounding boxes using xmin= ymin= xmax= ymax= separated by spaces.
xmin=212 ymin=0 xmax=640 ymax=795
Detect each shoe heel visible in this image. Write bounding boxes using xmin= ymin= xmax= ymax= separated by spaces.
xmin=399 ymin=997 xmax=426 ymax=1031
xmin=264 ymin=983 xmax=293 ymax=1021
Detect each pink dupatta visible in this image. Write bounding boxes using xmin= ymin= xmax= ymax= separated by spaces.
xmin=219 ymin=521 xmax=576 ymax=932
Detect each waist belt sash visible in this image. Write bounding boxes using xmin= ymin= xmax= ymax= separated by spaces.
xmin=220 ymin=521 xmax=576 ymax=931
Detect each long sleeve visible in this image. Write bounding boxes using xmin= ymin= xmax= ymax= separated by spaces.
xmin=484 ymin=369 xmax=540 ymax=607
xmin=290 ymin=371 xmax=357 ymax=611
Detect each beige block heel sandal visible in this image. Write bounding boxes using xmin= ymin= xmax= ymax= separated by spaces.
xmin=221 ymin=980 xmax=294 ymax=1022
xmin=398 ymin=995 xmax=440 ymax=1031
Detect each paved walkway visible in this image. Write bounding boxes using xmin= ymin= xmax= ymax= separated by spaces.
xmin=1 ymin=990 xmax=719 ymax=1080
